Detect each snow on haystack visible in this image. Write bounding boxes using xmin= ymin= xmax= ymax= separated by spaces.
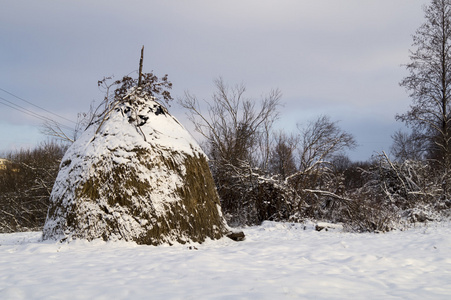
xmin=43 ymin=89 xmax=230 ymax=245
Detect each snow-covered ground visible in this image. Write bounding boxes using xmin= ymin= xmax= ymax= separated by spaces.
xmin=1 ymin=221 xmax=450 ymax=299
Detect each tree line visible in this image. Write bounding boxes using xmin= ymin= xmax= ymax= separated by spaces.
xmin=0 ymin=141 xmax=67 ymax=232
xmin=1 ymin=0 xmax=450 ymax=233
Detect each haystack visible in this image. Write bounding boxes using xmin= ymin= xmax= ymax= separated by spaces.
xmin=43 ymin=89 xmax=231 ymax=245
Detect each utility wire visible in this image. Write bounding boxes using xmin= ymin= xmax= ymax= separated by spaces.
xmin=0 ymin=96 xmax=74 ymax=131
xmin=0 ymin=98 xmax=50 ymax=123
xmin=0 ymin=87 xmax=76 ymax=124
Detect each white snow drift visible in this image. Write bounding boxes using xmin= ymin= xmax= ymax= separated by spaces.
xmin=1 ymin=221 xmax=451 ymax=299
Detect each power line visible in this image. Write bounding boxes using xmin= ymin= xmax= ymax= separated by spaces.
xmin=0 ymin=87 xmax=76 ymax=124
xmin=0 ymin=95 xmax=52 ymax=122
xmin=0 ymin=96 xmax=74 ymax=131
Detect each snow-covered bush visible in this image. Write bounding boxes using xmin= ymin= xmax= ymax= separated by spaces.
xmin=367 ymin=154 xmax=450 ymax=222
xmin=217 ymin=163 xmax=296 ymax=226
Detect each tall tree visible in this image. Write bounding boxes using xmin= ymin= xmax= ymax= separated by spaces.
xmin=397 ymin=0 xmax=451 ymax=171
xmin=179 ymin=77 xmax=281 ymax=171
xmin=268 ymin=132 xmax=298 ymax=179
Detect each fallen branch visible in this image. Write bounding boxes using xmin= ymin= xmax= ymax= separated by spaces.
xmin=302 ymin=189 xmax=353 ymax=202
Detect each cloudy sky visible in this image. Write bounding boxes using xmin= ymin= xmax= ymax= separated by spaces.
xmin=1 ymin=0 xmax=429 ymax=161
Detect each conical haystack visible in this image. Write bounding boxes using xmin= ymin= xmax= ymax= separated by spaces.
xmin=43 ymin=89 xmax=230 ymax=245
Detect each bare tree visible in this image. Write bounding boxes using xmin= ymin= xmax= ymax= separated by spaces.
xmin=179 ymin=77 xmax=281 ymax=170
xmin=290 ymin=115 xmax=356 ymax=179
xmin=397 ymin=0 xmax=451 ymax=171
xmin=268 ymin=131 xmax=298 ymax=179
xmin=282 ymin=115 xmax=356 ymax=219
xmin=179 ymin=78 xmax=282 ymax=225
xmin=390 ymin=129 xmax=428 ymax=161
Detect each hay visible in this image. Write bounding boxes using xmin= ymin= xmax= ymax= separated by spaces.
xmin=43 ymin=92 xmax=230 ymax=245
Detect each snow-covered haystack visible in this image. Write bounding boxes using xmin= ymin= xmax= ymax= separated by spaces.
xmin=43 ymin=89 xmax=230 ymax=245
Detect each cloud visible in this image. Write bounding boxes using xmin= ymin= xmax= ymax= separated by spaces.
xmin=0 ymin=0 xmax=429 ymax=160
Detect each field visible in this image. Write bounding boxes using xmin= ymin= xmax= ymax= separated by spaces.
xmin=1 ymin=221 xmax=451 ymax=299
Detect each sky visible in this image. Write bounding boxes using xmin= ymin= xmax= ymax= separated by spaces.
xmin=0 ymin=0 xmax=430 ymax=161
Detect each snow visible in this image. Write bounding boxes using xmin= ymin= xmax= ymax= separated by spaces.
xmin=2 ymin=221 xmax=451 ymax=299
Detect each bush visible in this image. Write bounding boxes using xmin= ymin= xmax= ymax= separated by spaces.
xmin=0 ymin=141 xmax=67 ymax=233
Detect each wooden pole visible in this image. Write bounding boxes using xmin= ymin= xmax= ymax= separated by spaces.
xmin=138 ymin=46 xmax=144 ymax=87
